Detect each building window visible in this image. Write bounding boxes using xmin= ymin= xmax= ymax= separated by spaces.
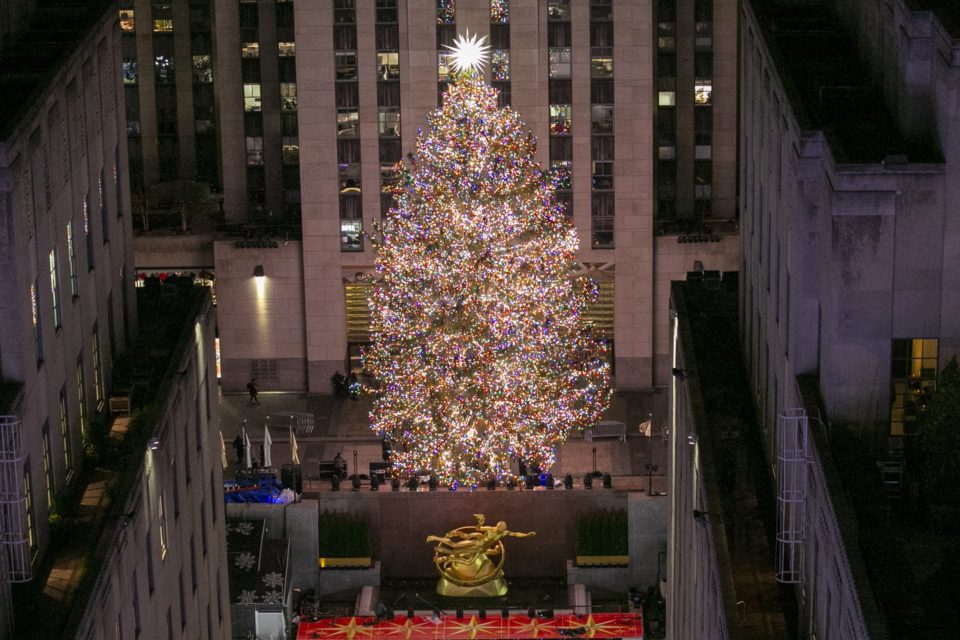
xmin=591 ymin=49 xmax=613 ymax=78
xmin=491 ymin=50 xmax=510 ymax=81
xmin=192 ymin=55 xmax=212 ymax=83
xmin=122 ymin=59 xmax=138 ymax=85
xmin=245 ymin=137 xmax=264 ymax=166
xmin=437 ymin=0 xmax=455 ymax=24
xmin=591 ymin=193 xmax=614 ymax=249
xmin=59 ymin=385 xmax=72 ymax=478
xmin=378 ymin=108 xmax=400 ymax=137
xmin=158 ymin=493 xmax=168 ymax=560
xmin=591 ymin=104 xmax=613 ymax=134
xmin=119 ymin=9 xmax=135 ymax=31
xmin=77 ymin=355 xmax=88 ymax=444
xmin=83 ymin=193 xmax=94 ymax=271
xmin=49 ymin=250 xmax=61 ymax=330
xmin=24 ymin=465 xmax=35 ymax=554
xmin=550 ymin=161 xmax=572 ymax=191
xmin=243 ymin=84 xmax=261 ymax=112
xmin=30 ymin=281 xmax=43 ymax=365
xmin=282 ymin=138 xmax=300 ymax=165
xmin=334 ymin=0 xmax=357 ymax=24
xmin=99 ymin=169 xmax=109 ymax=244
xmin=548 ymin=48 xmax=571 ymax=78
xmin=549 ymin=104 xmax=571 ymax=135
xmin=92 ymin=325 xmax=104 ymax=410
xmin=278 ymin=41 xmax=296 ymax=57
xmin=490 ymin=0 xmax=509 ymax=23
xmin=280 ymin=83 xmax=297 ymax=111
xmin=547 ymin=0 xmax=570 ymax=21
xmin=340 ymin=198 xmax=363 ymax=252
xmin=890 ymin=339 xmax=938 ymax=436
xmin=337 ymin=109 xmax=359 ymax=137
xmin=65 ymin=223 xmax=78 ymax=298
xmin=377 ymin=52 xmax=399 ymax=80
xmin=42 ymin=424 xmax=54 ymax=510
xmin=438 ymin=53 xmax=455 ymax=81
xmin=335 ymin=52 xmax=358 ymax=81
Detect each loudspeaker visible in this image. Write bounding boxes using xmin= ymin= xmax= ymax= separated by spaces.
xmin=501 ymin=607 xmax=510 ymax=618
xmin=428 ymin=475 xmax=438 ymax=491
xmin=351 ymin=475 xmax=362 ymax=491
xmin=524 ymin=475 xmax=535 ymax=490
xmin=391 ymin=478 xmax=400 ymax=492
xmin=527 ymin=607 xmax=536 ymax=619
xmin=563 ymin=474 xmax=573 ymax=490
xmin=407 ymin=477 xmax=419 ymax=491
xmin=478 ymin=609 xmax=486 ymax=620
xmin=370 ymin=474 xmax=380 ymax=491
xmin=486 ymin=478 xmax=497 ymax=491
xmin=545 ymin=473 xmax=554 ymax=490
xmin=583 ymin=474 xmax=593 ymax=489
xmin=602 ymin=473 xmax=612 ymax=489
xmin=456 ymin=609 xmax=464 ymax=619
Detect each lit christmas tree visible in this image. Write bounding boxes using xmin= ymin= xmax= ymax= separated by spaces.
xmin=366 ymin=33 xmax=611 ymax=487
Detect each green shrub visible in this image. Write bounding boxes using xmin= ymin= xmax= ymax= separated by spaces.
xmin=575 ymin=509 xmax=628 ymax=556
xmin=318 ymin=511 xmax=371 ymax=557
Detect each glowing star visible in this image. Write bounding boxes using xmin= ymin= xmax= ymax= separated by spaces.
xmin=443 ymin=30 xmax=491 ymax=74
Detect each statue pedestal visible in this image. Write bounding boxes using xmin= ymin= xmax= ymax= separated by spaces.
xmin=436 ymin=575 xmax=507 ymax=597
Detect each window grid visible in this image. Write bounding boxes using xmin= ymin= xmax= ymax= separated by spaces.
xmin=590 ymin=0 xmax=614 ymax=248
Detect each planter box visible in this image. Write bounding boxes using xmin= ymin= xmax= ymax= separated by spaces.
xmin=567 ymin=559 xmax=633 ymax=596
xmin=318 ymin=556 xmax=372 ymax=569
xmin=575 ymin=555 xmax=629 ymax=567
xmin=317 ymin=560 xmax=381 ymax=597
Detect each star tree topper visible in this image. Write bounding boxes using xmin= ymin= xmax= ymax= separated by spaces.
xmin=443 ymin=30 xmax=491 ymax=74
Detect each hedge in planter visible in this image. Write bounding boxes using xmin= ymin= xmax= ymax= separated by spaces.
xmin=318 ymin=511 xmax=372 ymax=568
xmin=575 ymin=509 xmax=628 ymax=565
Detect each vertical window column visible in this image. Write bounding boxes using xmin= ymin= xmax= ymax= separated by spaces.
xmin=490 ymin=1 xmax=511 ymax=107
xmin=590 ymin=0 xmax=614 ymax=249
xmin=190 ymin=0 xmax=218 ymax=189
xmin=655 ymin=0 xmax=677 ymax=227
xmin=153 ymin=1 xmax=179 ymax=181
xmin=335 ymin=0 xmax=362 ymax=251
xmin=548 ymin=0 xmax=572 ymax=219
xmin=436 ymin=0 xmax=456 ymax=105
xmin=119 ymin=3 xmax=142 ymax=190
xmin=240 ymin=0 xmax=264 ymax=216
xmin=277 ymin=0 xmax=300 ymax=222
xmin=693 ymin=0 xmax=713 ymax=221
xmin=377 ymin=0 xmax=401 ymax=217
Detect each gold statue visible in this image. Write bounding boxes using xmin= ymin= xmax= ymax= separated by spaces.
xmin=426 ymin=514 xmax=535 ymax=597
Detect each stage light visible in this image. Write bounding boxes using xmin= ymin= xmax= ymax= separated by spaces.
xmin=352 ymin=475 xmax=362 ymax=492
xmin=486 ymin=478 xmax=497 ymax=491
xmin=583 ymin=474 xmax=593 ymax=489
xmin=428 ymin=475 xmax=438 ymax=491
xmin=545 ymin=473 xmax=554 ymax=489
xmin=602 ymin=473 xmax=612 ymax=489
xmin=524 ymin=474 xmax=535 ymax=490
xmin=370 ymin=474 xmax=380 ymax=491
xmin=501 ymin=607 xmax=510 ymax=618
xmin=407 ymin=477 xmax=419 ymax=491
xmin=563 ymin=474 xmax=573 ymax=490
xmin=391 ymin=478 xmax=400 ymax=492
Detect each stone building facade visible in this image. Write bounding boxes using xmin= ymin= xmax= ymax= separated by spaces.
xmin=208 ymin=0 xmax=740 ymax=394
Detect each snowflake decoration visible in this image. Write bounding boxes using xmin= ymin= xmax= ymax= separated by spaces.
xmin=262 ymin=572 xmax=284 ymax=589
xmin=442 ymin=30 xmax=490 ymax=74
xmin=234 ymin=551 xmax=256 ymax=571
xmin=262 ymin=590 xmax=284 ymax=605
xmin=237 ymin=590 xmax=259 ymax=605
xmin=234 ymin=521 xmax=255 ymax=536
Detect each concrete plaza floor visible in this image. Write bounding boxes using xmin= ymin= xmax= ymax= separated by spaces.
xmin=217 ymin=387 xmax=671 ymax=493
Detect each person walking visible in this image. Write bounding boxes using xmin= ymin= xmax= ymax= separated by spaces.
xmin=232 ymin=434 xmax=245 ymax=464
xmin=247 ymin=378 xmax=259 ymax=405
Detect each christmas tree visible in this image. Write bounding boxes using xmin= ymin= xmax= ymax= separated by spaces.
xmin=366 ymin=35 xmax=611 ymax=487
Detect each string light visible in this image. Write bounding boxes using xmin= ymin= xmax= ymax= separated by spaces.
xmin=365 ymin=74 xmax=612 ymax=487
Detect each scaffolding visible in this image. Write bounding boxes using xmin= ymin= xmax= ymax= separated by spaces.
xmin=775 ymin=408 xmax=808 ymax=584
xmin=0 ymin=415 xmax=30 ymax=583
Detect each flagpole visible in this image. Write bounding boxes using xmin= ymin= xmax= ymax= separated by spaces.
xmin=646 ymin=413 xmax=654 ymax=496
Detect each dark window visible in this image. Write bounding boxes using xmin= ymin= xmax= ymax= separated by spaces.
xmin=376 ymin=25 xmax=399 ymax=50
xmin=549 ymin=137 xmax=572 ymax=162
xmin=377 ymin=0 xmax=398 ymax=23
xmin=490 ymin=24 xmax=510 ymax=49
xmin=591 ymin=79 xmax=614 ymax=103
xmin=493 ymin=82 xmax=511 ymax=107
xmin=590 ymin=22 xmax=613 ymax=47
xmin=436 ymin=24 xmax=456 ymax=49
xmin=377 ymin=82 xmax=400 ymax=107
xmin=549 ymin=80 xmax=572 ymax=104
xmin=548 ymin=22 xmax=571 ymax=47
xmin=379 ymin=139 xmax=402 ymax=163
xmin=336 ymin=83 xmax=359 ymax=108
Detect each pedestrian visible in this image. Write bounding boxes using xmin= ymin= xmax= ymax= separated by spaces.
xmin=332 ymin=371 xmax=346 ymax=397
xmin=247 ymin=377 xmax=259 ymax=405
xmin=233 ymin=434 xmax=245 ymax=464
xmin=347 ymin=371 xmax=359 ymax=401
xmin=333 ymin=452 xmax=346 ymax=479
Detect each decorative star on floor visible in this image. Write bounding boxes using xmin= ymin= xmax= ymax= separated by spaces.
xmin=446 ymin=615 xmax=502 ymax=639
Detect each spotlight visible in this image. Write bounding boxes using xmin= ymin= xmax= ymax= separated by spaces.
xmin=456 ymin=608 xmax=464 ymax=619
xmin=486 ymin=478 xmax=497 ymax=491
xmin=478 ymin=609 xmax=486 ymax=620
xmin=352 ymin=475 xmax=362 ymax=492
xmin=375 ymin=602 xmax=394 ymax=620
xmin=148 ymin=437 xmax=160 ymax=450
xmin=537 ymin=609 xmax=554 ymax=620
xmin=331 ymin=475 xmax=341 ymax=491
xmin=391 ymin=478 xmax=400 ymax=492
xmin=527 ymin=607 xmax=536 ymax=618
xmin=428 ymin=475 xmax=438 ymax=491
xmin=563 ymin=474 xmax=573 ymax=490
xmin=407 ymin=476 xmax=419 ymax=491
xmin=602 ymin=473 xmax=612 ymax=489
xmin=253 ymin=265 xmax=264 ymax=278
xmin=501 ymin=607 xmax=510 ymax=618
xmin=506 ymin=477 xmax=516 ymax=491
xmin=583 ymin=474 xmax=593 ymax=489
xmin=524 ymin=474 xmax=535 ymax=490
xmin=370 ymin=474 xmax=380 ymax=491
xmin=545 ymin=473 xmax=554 ymax=490
xmin=407 ymin=608 xmax=415 ymax=619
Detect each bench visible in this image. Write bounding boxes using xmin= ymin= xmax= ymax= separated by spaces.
xmin=584 ymin=421 xmax=627 ymax=443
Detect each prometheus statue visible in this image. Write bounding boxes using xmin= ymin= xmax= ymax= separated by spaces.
xmin=426 ymin=514 xmax=535 ymax=597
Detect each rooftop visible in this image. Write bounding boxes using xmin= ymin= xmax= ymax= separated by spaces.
xmin=673 ymin=276 xmax=798 ymax=640
xmin=750 ymin=0 xmax=942 ymax=164
xmin=0 ymin=0 xmax=112 ymax=140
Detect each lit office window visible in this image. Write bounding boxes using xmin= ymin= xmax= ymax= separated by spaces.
xmin=119 ymin=9 xmax=135 ymax=31
xmin=278 ymin=42 xmax=296 ymax=57
xmin=337 ymin=109 xmax=359 ymax=137
xmin=377 ymin=52 xmax=399 ymax=80
xmin=66 ymin=223 xmax=78 ymax=297
xmin=378 ymin=108 xmax=400 ymax=137
xmin=340 ymin=198 xmax=363 ymax=252
xmin=49 ymin=250 xmax=61 ymax=329
xmin=30 ymin=282 xmax=43 ymax=364
xmin=245 ymin=137 xmax=263 ymax=166
xmin=548 ymin=48 xmax=571 ymax=78
xmin=549 ymin=104 xmax=572 ymax=135
xmin=241 ymin=42 xmax=260 ymax=58
xmin=243 ymin=84 xmax=262 ymax=112
xmin=280 ymin=83 xmax=297 ymax=111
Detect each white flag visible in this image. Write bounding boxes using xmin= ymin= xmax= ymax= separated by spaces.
xmin=639 ymin=420 xmax=653 ymax=437
xmin=244 ymin=428 xmax=253 ymax=470
xmin=263 ymin=426 xmax=273 ymax=468
xmin=290 ymin=428 xmax=300 ymax=465
xmin=218 ymin=430 xmax=228 ymax=470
